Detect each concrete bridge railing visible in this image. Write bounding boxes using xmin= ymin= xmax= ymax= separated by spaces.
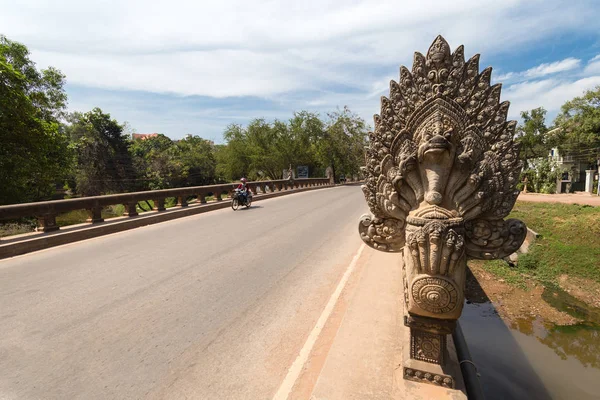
xmin=0 ymin=178 xmax=330 ymax=234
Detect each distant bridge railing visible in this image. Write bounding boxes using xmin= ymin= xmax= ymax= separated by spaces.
xmin=0 ymin=178 xmax=331 ymax=233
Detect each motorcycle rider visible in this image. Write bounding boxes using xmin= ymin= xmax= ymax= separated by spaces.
xmin=236 ymin=177 xmax=251 ymax=203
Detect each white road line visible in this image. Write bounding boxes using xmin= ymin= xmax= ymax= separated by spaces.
xmin=272 ymin=242 xmax=366 ymax=400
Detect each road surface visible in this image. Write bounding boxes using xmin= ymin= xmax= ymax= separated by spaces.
xmin=0 ymin=185 xmax=368 ymax=400
xmin=518 ymin=192 xmax=600 ymax=206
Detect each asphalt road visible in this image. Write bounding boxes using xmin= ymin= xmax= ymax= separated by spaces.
xmin=0 ymin=185 xmax=368 ymax=400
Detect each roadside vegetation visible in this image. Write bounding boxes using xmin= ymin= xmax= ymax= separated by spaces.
xmin=1 ymin=34 xmax=368 ymax=209
xmin=470 ymin=201 xmax=600 ymax=308
xmin=1 ymin=34 xmax=367 ymax=236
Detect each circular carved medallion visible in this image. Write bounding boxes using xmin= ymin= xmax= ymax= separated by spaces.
xmin=411 ymin=276 xmax=459 ymax=314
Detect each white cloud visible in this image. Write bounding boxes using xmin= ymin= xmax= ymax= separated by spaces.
xmin=494 ymin=57 xmax=582 ymax=84
xmin=524 ymin=58 xmax=581 ymax=78
xmin=1 ymin=0 xmax=598 ymax=99
xmin=492 ymin=52 xmax=600 ymax=122
xmin=2 ymin=0 xmax=600 ymax=137
xmin=502 ymin=76 xmax=600 ymax=120
xmin=584 ymin=54 xmax=600 ymax=75
xmin=495 ymin=72 xmax=515 ymax=82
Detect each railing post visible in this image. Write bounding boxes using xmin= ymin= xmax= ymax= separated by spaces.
xmin=124 ymin=202 xmax=138 ymax=217
xmin=36 ymin=214 xmax=59 ymax=232
xmin=198 ymin=193 xmax=207 ymax=204
xmin=153 ymin=198 xmax=166 ymax=211
xmin=86 ymin=206 xmax=104 ymax=223
xmin=178 ymin=196 xmax=188 ymax=207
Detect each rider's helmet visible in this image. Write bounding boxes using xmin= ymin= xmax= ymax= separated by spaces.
xmin=241 ymin=177 xmax=247 ymax=183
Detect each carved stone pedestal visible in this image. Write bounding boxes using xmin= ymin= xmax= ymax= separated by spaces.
xmin=403 ymin=313 xmax=458 ymax=387
xmin=402 ymin=314 xmax=464 ymax=390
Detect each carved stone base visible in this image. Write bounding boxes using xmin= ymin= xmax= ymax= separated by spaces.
xmin=402 ymin=320 xmax=465 ymax=391
xmin=402 ymin=306 xmax=465 ymax=389
xmin=410 ymin=328 xmax=446 ymax=364
xmin=403 ymin=362 xmax=454 ymax=388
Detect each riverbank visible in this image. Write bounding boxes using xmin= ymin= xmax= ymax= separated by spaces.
xmin=462 ymin=200 xmax=600 ymax=399
xmin=468 ymin=200 xmax=600 ymax=325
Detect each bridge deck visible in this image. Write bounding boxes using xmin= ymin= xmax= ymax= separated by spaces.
xmin=0 ymin=186 xmax=465 ymax=399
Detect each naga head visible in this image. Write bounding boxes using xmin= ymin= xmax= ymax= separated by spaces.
xmin=358 ymin=35 xmax=526 ymax=257
xmin=417 ymin=114 xmax=455 ymax=162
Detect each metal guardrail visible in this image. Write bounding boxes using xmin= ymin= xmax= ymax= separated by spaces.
xmin=0 ymin=178 xmax=331 ymax=233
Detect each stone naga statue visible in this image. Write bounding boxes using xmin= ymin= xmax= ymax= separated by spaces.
xmin=359 ymin=36 xmax=526 ymax=387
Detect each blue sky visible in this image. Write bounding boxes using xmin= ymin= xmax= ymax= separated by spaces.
xmin=3 ymin=0 xmax=600 ymax=143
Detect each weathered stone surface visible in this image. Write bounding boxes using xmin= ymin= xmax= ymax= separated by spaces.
xmin=358 ymin=35 xmax=526 ymax=385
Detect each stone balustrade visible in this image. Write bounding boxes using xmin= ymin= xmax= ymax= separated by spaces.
xmin=0 ymin=178 xmax=330 ymax=234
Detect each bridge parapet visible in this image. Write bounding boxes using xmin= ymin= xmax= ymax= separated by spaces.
xmin=0 ymin=178 xmax=330 ymax=234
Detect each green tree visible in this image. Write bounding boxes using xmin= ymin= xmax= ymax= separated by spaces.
xmin=215 ymin=108 xmax=367 ymax=182
xmin=0 ymin=35 xmax=72 ymax=204
xmin=521 ymin=158 xmax=563 ymax=194
xmin=66 ymin=108 xmax=135 ymax=196
xmin=129 ymin=134 xmax=182 ymax=190
xmin=244 ymin=119 xmax=284 ymax=179
xmin=175 ymin=135 xmax=217 ymax=186
xmin=217 ymin=124 xmax=252 ymax=181
xmin=516 ymin=107 xmax=551 ymax=161
xmin=554 ymin=86 xmax=600 ymax=163
xmin=286 ymin=111 xmax=324 ymax=176
xmin=318 ymin=107 xmax=368 ymax=181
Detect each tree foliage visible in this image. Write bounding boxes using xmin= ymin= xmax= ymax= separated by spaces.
xmin=130 ymin=134 xmax=217 ymax=190
xmin=1 ymin=34 xmax=368 ymax=205
xmin=318 ymin=107 xmax=368 ymax=181
xmin=65 ymin=108 xmax=135 ymax=196
xmin=214 ymin=108 xmax=367 ymax=182
xmin=0 ymin=35 xmax=72 ymax=204
xmin=520 ymin=158 xmax=564 ymax=194
xmin=516 ymin=107 xmax=551 ymax=161
xmin=554 ymin=85 xmax=600 ymax=163
xmin=175 ymin=135 xmax=217 ymax=187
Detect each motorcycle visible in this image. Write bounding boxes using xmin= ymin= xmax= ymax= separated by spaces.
xmin=231 ymin=188 xmax=252 ymax=210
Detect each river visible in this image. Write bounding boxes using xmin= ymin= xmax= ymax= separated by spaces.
xmin=460 ymin=286 xmax=600 ymax=400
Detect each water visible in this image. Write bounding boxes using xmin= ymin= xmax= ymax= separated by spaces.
xmin=460 ymin=286 xmax=600 ymax=400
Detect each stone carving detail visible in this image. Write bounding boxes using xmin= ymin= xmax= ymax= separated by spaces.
xmin=411 ymin=275 xmax=459 ymax=315
xmin=465 ymin=218 xmax=526 ymax=259
xmin=412 ymin=330 xmax=445 ymax=364
xmin=359 ymin=35 xmax=524 ymax=255
xmin=404 ymin=368 xmax=454 ymax=388
xmin=358 ymin=36 xmax=526 ymax=385
xmin=359 ymin=215 xmax=405 ymax=252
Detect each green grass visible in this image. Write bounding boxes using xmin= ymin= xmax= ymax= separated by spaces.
xmin=482 ymin=201 xmax=600 ymax=285
xmin=0 ymin=219 xmax=37 ymax=237
xmin=55 ymin=205 xmax=127 ymax=227
xmin=477 ymin=259 xmax=529 ymax=289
